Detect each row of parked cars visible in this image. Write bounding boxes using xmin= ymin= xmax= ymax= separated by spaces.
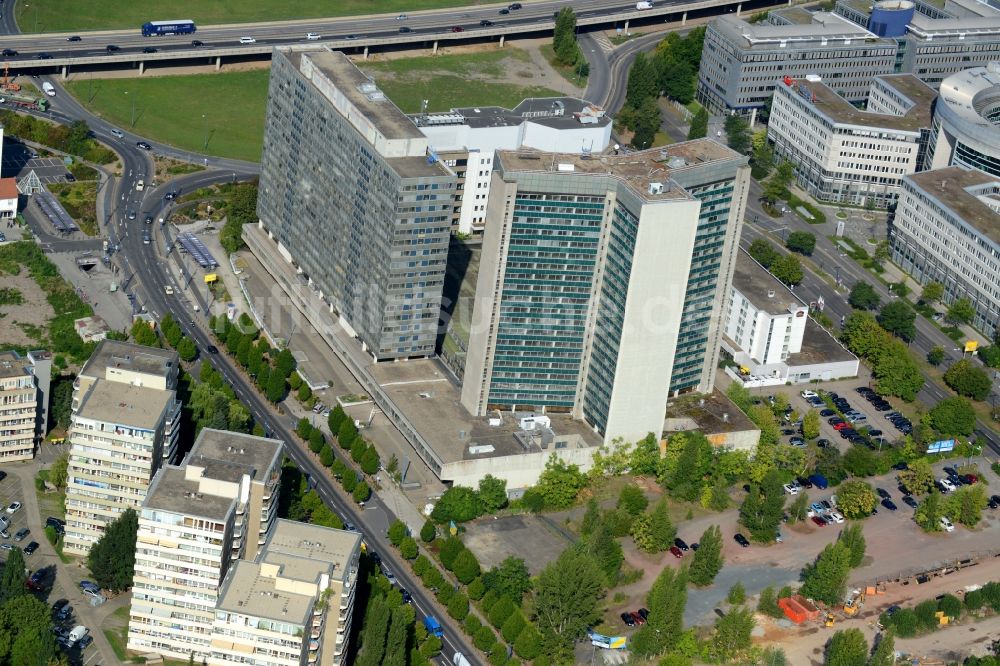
xmin=620 ymin=607 xmax=650 ymax=627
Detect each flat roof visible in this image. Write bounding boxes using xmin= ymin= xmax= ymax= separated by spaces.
xmin=770 ymin=6 xmax=819 ymax=24
xmin=187 ymin=429 xmax=283 ymax=484
xmin=789 ymin=320 xmax=859 ymax=365
xmin=497 ymin=139 xmax=745 ymax=202
xmin=781 ymin=74 xmax=934 ymax=132
xmin=76 ymin=380 xmax=172 ymax=429
xmin=836 ymin=0 xmax=876 ymax=15
xmin=79 ymin=340 xmax=177 ymax=382
xmin=263 ymin=519 xmax=361 ymax=580
xmin=216 ymin=561 xmax=315 ymax=627
xmin=665 ymin=389 xmax=757 ymax=434
xmin=732 ymin=249 xmax=804 ymax=315
xmin=143 ymin=465 xmax=236 ymax=519
xmin=905 ymin=167 xmax=1000 ymax=245
xmin=712 ymin=12 xmax=881 ymax=49
xmin=369 ymin=359 xmax=602 ymax=464
xmin=414 ymin=97 xmax=610 ymax=131
xmin=0 ymin=351 xmax=31 ymax=379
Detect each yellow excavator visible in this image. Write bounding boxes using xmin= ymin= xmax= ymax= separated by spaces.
xmin=843 ymin=590 xmax=864 ymax=617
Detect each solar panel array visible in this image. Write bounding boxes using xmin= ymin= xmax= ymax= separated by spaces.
xmin=35 ymin=191 xmax=78 ymax=233
xmin=176 ymin=232 xmax=219 ymax=269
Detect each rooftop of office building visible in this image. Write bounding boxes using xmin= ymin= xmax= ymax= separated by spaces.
xmin=79 ymin=339 xmax=177 ymax=381
xmin=75 ymin=380 xmax=172 ymax=430
xmin=768 ymin=6 xmax=820 ymax=24
xmin=186 ymin=429 xmax=283 ymax=484
xmin=0 ymin=350 xmax=33 ymax=379
xmin=936 ymin=64 xmax=1000 ymax=135
xmin=789 ymin=319 xmax=860 ymax=365
xmin=665 ymin=389 xmax=758 ymax=435
xmin=279 ymin=48 xmax=451 ymax=180
xmin=779 ymin=74 xmax=935 ymax=132
xmin=711 ymin=11 xmax=880 ymax=47
xmin=497 ymin=139 xmax=744 ymax=202
xmin=143 ymin=465 xmax=236 ymax=519
xmin=905 ymin=167 xmax=1000 ymax=245
xmin=412 ymin=97 xmax=610 ymax=131
xmin=732 ymin=250 xmax=807 ymax=316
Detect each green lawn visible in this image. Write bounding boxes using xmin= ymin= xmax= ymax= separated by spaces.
xmin=15 ymin=0 xmax=492 ymax=32
xmin=359 ymin=49 xmax=563 ymax=113
xmin=65 ymin=71 xmax=270 ymax=162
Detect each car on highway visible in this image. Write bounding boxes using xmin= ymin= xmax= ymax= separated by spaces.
xmin=36 ymin=53 xmax=53 ymax=60
xmin=401 ymin=588 xmax=412 ymax=604
xmin=1 ymin=49 xmax=17 ymax=57
xmin=499 ymin=7 xmax=510 ymax=14
xmin=451 ymin=26 xmax=465 ymax=32
xmin=480 ymin=19 xmax=494 ymax=26
xmin=67 ymin=35 xmax=81 ymax=41
xmin=306 ymin=32 xmax=321 ymax=40
xmin=396 ymin=13 xmax=408 ymax=19
xmin=136 ymin=141 xmax=152 ymax=150
xmin=142 ymin=46 xmax=157 ymax=53
xmin=192 ymin=40 xmax=204 ymax=47
xmin=509 ymin=2 xmax=523 ymax=8
xmin=6 ymin=502 xmax=20 ymax=514
xmin=239 ymin=37 xmax=257 ymax=44
xmin=164 ymin=190 xmax=179 ymax=199
xmin=344 ymin=34 xmax=360 ymax=40
xmin=23 ymin=541 xmax=38 ymax=555
xmin=144 ymin=214 xmax=153 ymax=224
xmin=206 ymin=345 xmax=219 ymax=354
xmin=164 ymin=285 xmax=174 ymax=295
xmin=106 ymin=44 xmax=120 ymax=53
xmin=109 ymin=128 xmax=125 ymax=139
xmin=136 ymin=179 xmax=145 ymax=191
xmin=399 ymin=26 xmax=412 ymax=33
xmin=733 ymin=533 xmax=750 ymax=547
xmin=127 ymin=211 xmax=136 ymax=220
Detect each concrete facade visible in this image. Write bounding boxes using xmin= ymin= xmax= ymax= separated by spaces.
xmin=767 ymin=74 xmax=936 ymax=208
xmin=926 ymin=64 xmax=1000 ymax=178
xmin=127 ymin=429 xmax=283 ymax=662
xmin=0 ymin=349 xmax=50 ymax=462
xmin=256 ymin=48 xmax=457 ymax=361
xmin=461 ymin=140 xmax=750 ymax=445
xmin=890 ymin=166 xmax=1000 ymax=336
xmin=414 ymin=98 xmax=612 ymax=235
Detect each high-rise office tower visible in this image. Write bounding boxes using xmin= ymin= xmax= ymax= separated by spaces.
xmin=254 ymin=48 xmax=457 ymax=360
xmin=461 ymin=140 xmax=750 ymax=444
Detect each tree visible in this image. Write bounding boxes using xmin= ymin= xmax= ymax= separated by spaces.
xmin=0 ymin=546 xmax=27 ymax=603
xmin=131 ymin=319 xmax=159 ymax=347
xmin=921 ymin=281 xmax=944 ymax=304
xmin=552 ymin=7 xmax=579 ymax=65
xmin=626 ymin=52 xmax=659 ymax=108
xmin=87 ymin=508 xmax=139 ymax=592
xmin=836 ymin=481 xmax=877 ymax=519
xmin=724 ymin=114 xmax=751 ymax=155
xmin=328 ymin=404 xmax=346 ymax=433
xmin=274 ymin=348 xmax=296 ymax=379
xmin=483 ymin=556 xmax=532 ymax=604
xmin=689 ymin=524 xmax=724 ymax=586
xmin=297 ymin=383 xmax=312 ymax=403
xmin=843 ymin=444 xmax=877 ymax=477
xmin=632 ymin=565 xmax=688 ymax=656
xmin=439 ymin=537 xmax=465 ymax=570
xmin=0 ymin=594 xmax=58 ymax=666
xmin=770 ymin=254 xmax=804 ymax=287
xmin=824 ymin=628 xmax=868 ymax=666
xmin=687 ymin=106 xmax=708 ymax=140
xmin=788 ymin=492 xmax=810 ymax=523
xmin=927 ymin=346 xmax=946 ymax=366
xmin=748 ymin=238 xmax=779 ymax=268
xmin=667 ymin=431 xmax=713 ymax=501
xmin=838 ymin=523 xmax=866 ymax=568
xmin=420 ymin=520 xmax=436 ymax=543
xmin=452 ymin=549 xmax=481 ymax=585
xmin=631 ymin=499 xmax=675 ymax=553
xmin=176 ymin=337 xmax=198 ymax=362
xmin=979 ymin=344 xmax=1000 ymax=368
xmin=898 ymin=460 xmax=935 ymax=499
xmin=874 ymin=341 xmax=924 ymax=401
xmin=618 ymin=485 xmax=649 ymax=515
xmin=478 ymin=475 xmax=508 ymax=513
xmin=801 ymin=542 xmax=852 ymax=605
xmin=712 ymin=607 xmax=755 ymax=662
xmin=582 ymin=523 xmax=624 ymax=585
xmin=785 ymin=231 xmax=816 ymax=256
xmin=360 ymin=446 xmax=380 ymax=475
xmin=727 ymin=582 xmax=746 ymax=605
xmin=849 ymin=282 xmax=881 ymax=310
xmin=946 ymin=484 xmax=987 ymax=527
xmin=739 ymin=469 xmax=785 ymax=542
xmin=757 ymin=586 xmax=783 ymax=618
xmin=319 ymin=445 xmax=335 ymax=467
xmin=580 ymin=498 xmax=600 ymax=536
xmin=514 ymin=624 xmax=543 ymax=661
xmin=353 ymin=480 xmax=371 ymax=503
xmin=535 ymin=455 xmax=586 ymax=509
xmin=869 ymin=630 xmax=895 ymax=666
xmin=631 ymin=97 xmax=662 ymax=150
xmin=309 ymin=428 xmax=325 ymax=454
xmin=946 ymin=297 xmax=976 ymax=325
xmin=50 ymin=452 xmax=69 ymax=490
xmin=802 ymin=410 xmax=820 ymax=440
xmin=265 ymin=370 xmax=287 ymax=403
xmin=533 ymin=547 xmax=605 ymax=659
xmin=944 ymin=359 xmax=993 ymax=400
xmin=930 ymin=396 xmax=976 ymax=436
xmin=878 ymin=300 xmax=917 ymax=342
xmin=750 ymin=130 xmax=774 ymax=179
xmin=387 ymin=519 xmax=408 ymax=547
xmin=431 ymin=486 xmax=483 ymax=523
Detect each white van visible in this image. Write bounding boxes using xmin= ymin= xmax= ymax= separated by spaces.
xmin=239 ymin=36 xmax=256 ymax=44
xmin=68 ymin=625 xmax=89 ymax=646
xmin=42 ymin=82 xmax=56 ymax=97
xmin=135 ymin=179 xmax=144 ymax=191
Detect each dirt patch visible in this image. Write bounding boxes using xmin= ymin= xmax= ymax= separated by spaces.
xmin=462 ymin=513 xmax=573 ymax=575
xmin=0 ymin=268 xmax=55 ymax=347
xmin=154 ymin=156 xmax=207 ymax=183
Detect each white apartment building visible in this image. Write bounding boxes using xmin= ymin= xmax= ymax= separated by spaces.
xmin=64 ymin=380 xmax=180 ymax=554
xmin=0 ymin=350 xmax=51 ymax=461
xmin=890 ymin=166 xmax=1000 ymax=336
xmin=210 ymin=520 xmax=361 ymax=666
xmin=723 ymin=251 xmax=859 ymax=385
xmin=75 ymin=339 xmax=179 ymax=395
xmin=767 ymin=73 xmax=937 ymax=208
xmin=414 ymin=98 xmax=612 ymax=235
xmin=128 ymin=429 xmax=283 ymax=662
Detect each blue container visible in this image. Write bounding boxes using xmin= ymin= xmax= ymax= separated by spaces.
xmin=868 ymin=0 xmax=915 ymax=37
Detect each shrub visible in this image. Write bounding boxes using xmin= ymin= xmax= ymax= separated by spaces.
xmin=501 ymin=611 xmax=526 ymax=643
xmin=488 ymin=596 xmax=516 ymax=629
xmin=467 ymin=577 xmax=486 ymax=601
xmin=452 ymin=548 xmax=481 ymax=585
xmin=474 ymin=626 xmax=497 ymax=652
xmin=464 ymin=613 xmax=483 ymax=636
xmin=964 ymin=589 xmax=984 ymax=611
xmin=388 ymin=519 xmax=408 ymax=547
xmin=400 ymin=537 xmax=418 ymax=560
xmin=412 ymin=554 xmax=432 ymax=577
xmin=431 ymin=486 xmax=483 ymax=523
xmin=448 ymin=591 xmax=470 ymax=621
xmin=319 ymin=445 xmax=334 ymax=467
xmin=439 ymin=537 xmax=465 ymax=570
xmin=420 ymin=520 xmax=437 ymax=543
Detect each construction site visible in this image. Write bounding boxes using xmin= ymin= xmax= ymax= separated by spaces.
xmin=0 ymin=65 xmax=49 ymax=111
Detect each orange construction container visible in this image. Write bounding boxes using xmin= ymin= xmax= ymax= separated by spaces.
xmin=778 ymin=595 xmax=821 ymax=624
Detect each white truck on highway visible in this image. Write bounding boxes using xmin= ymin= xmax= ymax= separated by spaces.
xmin=636 ymin=1 xmax=654 ymax=8
xmin=42 ymin=82 xmax=56 ymax=97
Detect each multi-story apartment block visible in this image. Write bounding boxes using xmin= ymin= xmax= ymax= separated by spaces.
xmin=413 ymin=98 xmax=612 ymax=235
xmin=0 ymin=349 xmax=51 ymax=461
xmin=700 ymin=0 xmax=1000 ymax=118
xmin=254 ymin=48 xmax=457 ymax=361
xmin=697 ymin=11 xmax=897 ymax=118
xmin=890 ymin=166 xmax=1000 ymax=336
xmin=210 ymin=520 xmax=361 ymax=666
xmin=461 ymin=140 xmax=751 ymax=444
xmin=767 ymin=73 xmax=936 ymax=208
xmin=926 ymin=64 xmax=1000 ymax=178
xmin=75 ymin=339 xmax=179 ymax=395
xmin=128 ymin=429 xmax=283 ymax=661
xmin=64 ymin=379 xmax=180 ymax=554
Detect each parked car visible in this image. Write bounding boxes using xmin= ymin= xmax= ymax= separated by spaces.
xmin=881 ymin=499 xmax=898 ymax=511
xmin=960 ymin=474 xmax=978 ymax=485
xmin=630 ymin=611 xmax=645 ymax=625
xmin=783 ymin=483 xmax=799 ymax=495
xmin=6 ymin=502 xmax=20 ymax=514
xmin=876 ymin=488 xmax=891 ymax=499
xmin=13 ymin=528 xmax=29 ymax=541
xmin=800 ymin=390 xmax=819 ymax=399
xmin=988 ymin=495 xmax=1000 ymax=510
xmin=669 ymin=546 xmax=684 ymax=558
xmin=811 ymin=516 xmax=827 ymax=526
xmin=903 ymin=495 xmax=919 ymax=509
xmin=674 ymin=538 xmax=689 ymax=551
xmin=820 ymin=409 xmax=836 ymax=417
xmin=808 ymin=474 xmax=829 ymax=489
xmin=797 ymin=476 xmax=813 ymax=488
xmin=733 ymin=533 xmax=750 ymax=547
xmin=939 ymin=478 xmax=957 ymax=492
xmin=789 ymin=437 xmax=805 ymax=447
xmin=79 ymin=581 xmax=101 ymax=594
xmin=939 ymin=516 xmax=955 ymax=532
xmin=23 ymin=541 xmax=38 ymax=555
xmin=637 ymin=608 xmax=650 ymax=621
xmin=621 ymin=612 xmax=636 ymax=627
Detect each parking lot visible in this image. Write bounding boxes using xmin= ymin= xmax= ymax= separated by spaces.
xmin=0 ymin=141 xmax=73 ymax=184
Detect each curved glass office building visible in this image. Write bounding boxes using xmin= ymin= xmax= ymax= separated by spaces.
xmin=926 ymin=64 xmax=1000 ymax=177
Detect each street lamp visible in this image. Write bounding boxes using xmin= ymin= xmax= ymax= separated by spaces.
xmin=125 ymin=91 xmax=136 ymax=128
xmin=202 ymin=114 xmax=209 ymax=150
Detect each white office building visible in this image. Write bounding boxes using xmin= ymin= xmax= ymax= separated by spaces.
xmin=723 ymin=251 xmax=859 ymax=385
xmin=767 ymin=73 xmax=936 ymax=208
xmin=925 ymin=64 xmax=1000 ymax=178
xmin=890 ymin=166 xmax=1000 ymax=336
xmin=414 ymin=98 xmax=612 ymax=235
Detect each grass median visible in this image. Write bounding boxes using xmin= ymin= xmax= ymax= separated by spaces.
xmin=16 ymin=0 xmax=492 ymax=33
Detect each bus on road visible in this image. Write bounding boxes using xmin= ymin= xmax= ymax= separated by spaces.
xmin=141 ymin=20 xmax=196 ymax=36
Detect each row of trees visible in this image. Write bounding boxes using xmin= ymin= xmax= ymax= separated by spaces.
xmin=354 ymin=571 xmax=440 ymax=666
xmin=823 ymin=628 xmax=895 ymax=666
xmin=159 ymin=312 xmax=198 ymax=361
xmin=878 ymin=580 xmax=1000 ymax=638
xmin=551 ymin=8 xmax=588 ymax=80
xmin=747 ymin=238 xmax=804 ymax=287
xmin=0 ymin=111 xmax=115 ymax=165
xmin=429 ymin=475 xmax=508 ymax=524
xmin=219 ymin=181 xmax=259 ymax=254
xmin=800 ymin=524 xmax=866 ymax=605
xmin=842 ymin=311 xmax=924 ymax=401
xmin=210 ymin=313 xmax=297 ymax=403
